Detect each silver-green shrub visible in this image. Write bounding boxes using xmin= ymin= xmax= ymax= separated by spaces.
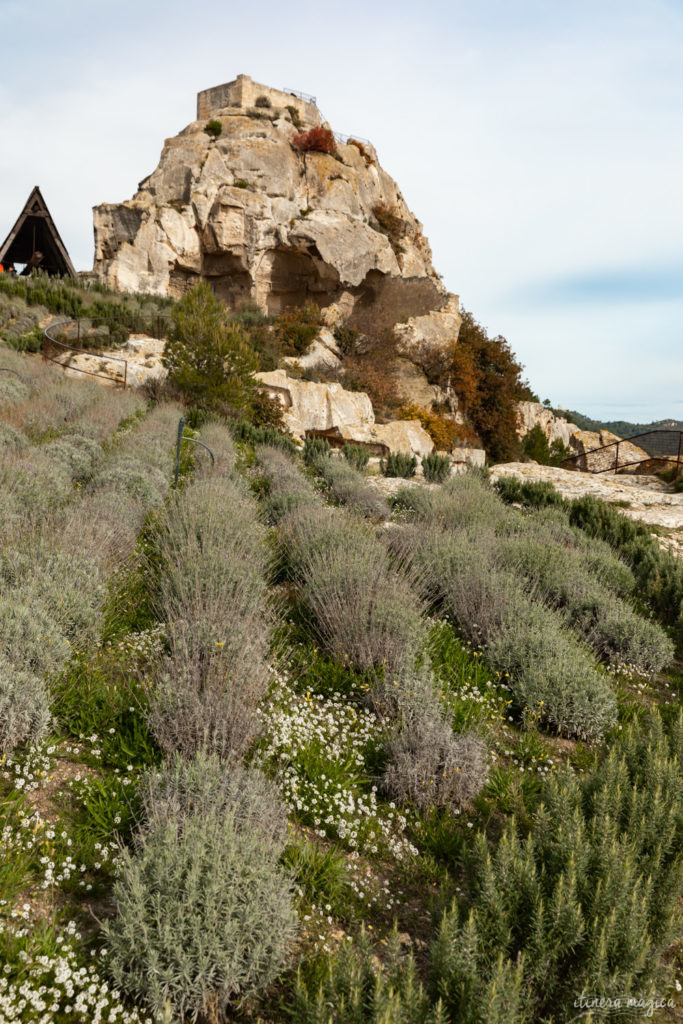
xmin=195 ymin=420 xmax=236 ymax=477
xmin=313 ymin=453 xmax=389 ymax=519
xmin=258 ymin=445 xmax=319 ymax=522
xmin=383 ymin=715 xmax=488 ymax=811
xmin=139 ymin=750 xmax=286 ymax=851
xmin=589 ymin=596 xmax=674 ymax=672
xmin=0 ymin=373 xmax=29 ymax=404
xmin=0 ymin=423 xmax=28 ymax=452
xmin=497 ymin=530 xmax=673 ymax=671
xmin=394 ymin=470 xmax=507 ymax=532
xmin=0 ymin=448 xmax=73 ymax=522
xmin=278 ymin=501 xmax=427 ymax=678
xmin=56 ymin=489 xmax=141 ymax=569
xmin=9 ymin=551 xmax=105 ymax=644
xmin=148 ymin=475 xmax=272 ymax=759
xmin=300 ymin=537 xmax=427 ymax=677
xmin=71 ymin=387 xmax=145 ymax=440
xmin=402 ymin=524 xmax=616 ymax=739
xmin=89 ymin=456 xmax=169 ymax=508
xmin=44 ymin=434 xmax=103 ymax=483
xmin=258 ymin=447 xmax=437 ymax=720
xmin=0 ymin=598 xmax=70 ymax=677
xmin=0 ymin=658 xmax=51 ymax=755
xmin=486 ymin=594 xmax=616 ymax=740
xmin=105 ymin=756 xmax=296 ymax=1020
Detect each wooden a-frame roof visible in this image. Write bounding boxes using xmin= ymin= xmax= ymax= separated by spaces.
xmin=0 ymin=186 xmax=75 ymax=277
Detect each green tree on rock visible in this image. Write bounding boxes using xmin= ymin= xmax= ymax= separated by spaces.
xmin=163 ymin=282 xmax=259 ymax=415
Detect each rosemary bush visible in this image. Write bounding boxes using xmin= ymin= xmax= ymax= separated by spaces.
xmin=421 ymin=452 xmax=451 ymax=484
xmin=304 ymin=436 xmax=331 ymax=464
xmin=293 ymin=928 xmax=447 ymax=1024
xmin=381 ymin=451 xmax=417 ymax=478
xmin=342 ymin=443 xmax=370 ymax=471
xmin=431 ymin=712 xmax=682 ymax=1023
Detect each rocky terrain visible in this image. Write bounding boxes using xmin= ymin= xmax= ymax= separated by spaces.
xmin=93 ymin=75 xmax=460 ymax=369
xmin=492 ymin=462 xmax=683 ymax=555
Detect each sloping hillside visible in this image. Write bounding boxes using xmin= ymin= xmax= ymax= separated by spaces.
xmin=0 ymin=351 xmax=680 ymax=1023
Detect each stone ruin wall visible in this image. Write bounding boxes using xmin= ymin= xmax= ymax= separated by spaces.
xmin=197 ymin=75 xmax=320 ymax=128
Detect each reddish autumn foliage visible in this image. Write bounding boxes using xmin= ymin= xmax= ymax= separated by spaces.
xmin=291 ymin=126 xmax=336 ymax=155
xmin=450 ymin=310 xmax=534 ymax=463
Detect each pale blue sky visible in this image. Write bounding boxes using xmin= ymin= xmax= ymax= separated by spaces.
xmin=1 ymin=0 xmax=681 ymax=421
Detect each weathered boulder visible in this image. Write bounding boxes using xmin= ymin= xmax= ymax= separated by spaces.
xmin=393 ymin=295 xmax=462 ymax=367
xmin=282 ymin=327 xmax=341 ymax=373
xmin=255 ymin=369 xmax=433 ymax=456
xmin=451 ymin=447 xmax=486 ymax=468
xmin=569 ymin=429 xmax=650 ymax=473
xmin=374 ymin=420 xmax=433 ymax=457
xmin=93 ymin=74 xmax=460 ymax=362
xmin=516 ymin=402 xmax=578 ymax=447
xmin=256 ymin=369 xmax=374 ymax=439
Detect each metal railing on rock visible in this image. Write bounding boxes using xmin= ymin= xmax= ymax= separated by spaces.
xmin=333 ymin=131 xmax=373 ymax=148
xmin=43 ymin=314 xmax=171 ymax=388
xmin=283 ymin=87 xmax=317 ymax=105
xmin=561 ymin=429 xmax=683 ymax=478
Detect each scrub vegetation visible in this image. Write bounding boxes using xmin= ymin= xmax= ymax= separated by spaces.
xmin=0 ymin=328 xmax=680 ymax=1024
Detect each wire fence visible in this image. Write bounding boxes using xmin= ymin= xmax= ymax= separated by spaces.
xmin=43 ymin=314 xmax=171 ymax=388
xmin=562 ymin=430 xmax=683 ymax=476
xmin=283 ymin=87 xmax=317 ymax=105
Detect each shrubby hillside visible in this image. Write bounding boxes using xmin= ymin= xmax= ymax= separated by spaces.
xmin=0 ymin=327 xmax=681 ymax=1022
xmin=562 ymin=408 xmax=683 ymax=438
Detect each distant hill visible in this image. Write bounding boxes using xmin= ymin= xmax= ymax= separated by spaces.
xmin=560 ymin=410 xmax=683 ymax=438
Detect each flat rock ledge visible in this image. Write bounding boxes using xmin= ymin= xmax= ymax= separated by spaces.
xmin=491 ymin=463 xmax=683 ymax=556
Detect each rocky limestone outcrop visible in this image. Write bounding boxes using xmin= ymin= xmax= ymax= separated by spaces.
xmin=516 ymin=402 xmax=578 ymax=447
xmin=93 ymin=74 xmax=461 ymax=361
xmin=569 ymin=430 xmax=650 ymax=473
xmin=282 ymin=327 xmax=342 ymax=373
xmin=491 ymin=463 xmax=683 ymax=536
xmin=255 ymin=368 xmax=433 ymax=456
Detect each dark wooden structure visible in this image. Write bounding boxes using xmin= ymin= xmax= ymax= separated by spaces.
xmin=0 ymin=186 xmax=75 ymax=277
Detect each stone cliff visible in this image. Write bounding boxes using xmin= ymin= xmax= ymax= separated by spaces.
xmin=516 ymin=402 xmax=579 ymax=447
xmin=93 ymin=74 xmax=460 ymax=356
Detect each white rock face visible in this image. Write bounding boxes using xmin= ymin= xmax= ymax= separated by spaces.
xmin=92 ymin=75 xmax=456 ymax=360
xmin=255 ymin=369 xmax=433 ymax=456
xmin=569 ymin=429 xmax=651 ymax=473
xmin=394 ymin=295 xmax=462 ymax=364
xmin=282 ymin=327 xmax=341 ymax=373
xmin=452 ymin=447 xmax=486 ymax=468
xmin=53 ymin=335 xmax=166 ymax=388
xmin=491 ymin=463 xmax=683 ymax=535
xmin=374 ymin=420 xmax=433 ymax=457
xmin=516 ymin=402 xmax=578 ymax=447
